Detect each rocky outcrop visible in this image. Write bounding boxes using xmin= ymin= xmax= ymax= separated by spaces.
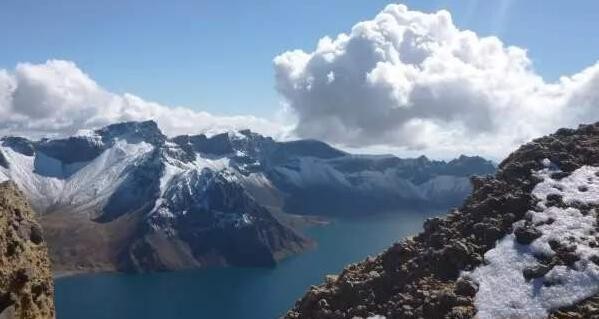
xmin=284 ymin=123 xmax=599 ymax=319
xmin=0 ymin=182 xmax=54 ymax=319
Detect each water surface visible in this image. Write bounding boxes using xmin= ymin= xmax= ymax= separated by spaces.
xmin=55 ymin=210 xmax=440 ymax=319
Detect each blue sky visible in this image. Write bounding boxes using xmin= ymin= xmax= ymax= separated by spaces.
xmin=2 ymin=0 xmax=599 ymax=119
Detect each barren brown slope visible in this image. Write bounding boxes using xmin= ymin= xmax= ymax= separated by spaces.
xmin=0 ymin=182 xmax=55 ymax=319
xmin=285 ymin=123 xmax=599 ymax=319
xmin=39 ymin=210 xmax=141 ymax=275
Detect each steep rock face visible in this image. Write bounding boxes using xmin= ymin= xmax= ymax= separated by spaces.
xmin=285 ymin=123 xmax=599 ymax=319
xmin=125 ymin=170 xmax=307 ymax=272
xmin=0 ymin=121 xmax=494 ymax=273
xmin=0 ymin=182 xmax=54 ymax=319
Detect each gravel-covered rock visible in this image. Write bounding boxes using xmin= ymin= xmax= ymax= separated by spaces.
xmin=0 ymin=182 xmax=55 ymax=319
xmin=284 ymin=122 xmax=599 ymax=319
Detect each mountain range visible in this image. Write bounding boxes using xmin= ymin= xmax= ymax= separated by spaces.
xmin=0 ymin=121 xmax=495 ymax=273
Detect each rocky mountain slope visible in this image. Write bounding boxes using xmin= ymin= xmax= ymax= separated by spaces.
xmin=0 ymin=121 xmax=494 ymax=273
xmin=285 ymin=123 xmax=599 ymax=319
xmin=0 ymin=182 xmax=54 ymax=319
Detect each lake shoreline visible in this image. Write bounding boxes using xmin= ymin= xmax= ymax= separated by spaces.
xmin=54 ymin=210 xmax=442 ymax=319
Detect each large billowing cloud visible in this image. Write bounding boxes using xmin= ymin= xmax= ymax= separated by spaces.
xmin=274 ymin=4 xmax=599 ymax=159
xmin=0 ymin=60 xmax=284 ymax=139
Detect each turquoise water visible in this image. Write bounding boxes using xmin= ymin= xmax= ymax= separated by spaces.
xmin=55 ymin=211 xmax=439 ymax=319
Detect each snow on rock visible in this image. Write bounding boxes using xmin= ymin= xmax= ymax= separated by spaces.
xmin=193 ymin=155 xmax=230 ymax=173
xmin=271 ymin=158 xmax=348 ymax=188
xmin=149 ymin=151 xmax=233 ymax=219
xmin=157 ymin=152 xmax=230 ymax=197
xmin=348 ymin=168 xmax=420 ymax=194
xmin=243 ymin=172 xmax=272 ymax=188
xmin=73 ymin=129 xmax=103 ymax=146
xmin=418 ymin=175 xmax=470 ymax=197
xmin=57 ymin=140 xmax=154 ymax=211
xmin=0 ymin=146 xmax=64 ymax=210
xmin=469 ymin=163 xmax=599 ymax=319
xmin=0 ymin=140 xmax=154 ymax=213
xmin=270 ymin=157 xmax=470 ymax=201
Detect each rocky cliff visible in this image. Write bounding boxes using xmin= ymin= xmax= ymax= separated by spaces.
xmin=285 ymin=123 xmax=599 ymax=319
xmin=0 ymin=182 xmax=54 ymax=319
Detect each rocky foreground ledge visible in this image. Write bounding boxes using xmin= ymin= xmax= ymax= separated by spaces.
xmin=0 ymin=182 xmax=54 ymax=319
xmin=285 ymin=123 xmax=599 ymax=319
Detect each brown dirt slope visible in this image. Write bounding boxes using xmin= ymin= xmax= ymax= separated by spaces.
xmin=285 ymin=123 xmax=599 ymax=319
xmin=0 ymin=182 xmax=54 ymax=319
xmin=40 ymin=210 xmax=141 ymax=275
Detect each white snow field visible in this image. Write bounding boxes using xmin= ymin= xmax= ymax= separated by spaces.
xmin=469 ymin=161 xmax=599 ymax=319
xmin=0 ymin=139 xmax=154 ymax=213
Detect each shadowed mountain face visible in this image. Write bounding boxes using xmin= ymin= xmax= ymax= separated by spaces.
xmin=0 ymin=121 xmax=494 ymax=273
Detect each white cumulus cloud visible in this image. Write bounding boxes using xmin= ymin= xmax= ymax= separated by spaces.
xmin=274 ymin=4 xmax=599 ymax=159
xmin=0 ymin=60 xmax=285 ymax=139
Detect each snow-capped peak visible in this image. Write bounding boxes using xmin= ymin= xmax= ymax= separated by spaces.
xmin=0 ymin=137 xmax=154 ymax=215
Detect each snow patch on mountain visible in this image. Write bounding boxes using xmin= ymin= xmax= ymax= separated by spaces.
xmin=56 ymin=140 xmax=154 ymax=212
xmin=273 ymin=157 xmax=351 ymax=188
xmin=418 ymin=175 xmax=471 ymax=198
xmin=194 ymin=156 xmax=230 ymax=173
xmin=158 ymin=152 xmax=230 ymax=194
xmin=151 ymin=152 xmax=232 ymax=219
xmin=0 ymin=139 xmax=153 ymax=213
xmin=73 ymin=129 xmax=103 ymax=145
xmin=354 ymin=170 xmax=431 ymax=199
xmin=243 ymin=172 xmax=272 ymax=188
xmin=271 ymin=156 xmax=471 ymax=202
xmin=469 ymin=163 xmax=599 ymax=319
xmin=0 ymin=146 xmax=64 ymax=209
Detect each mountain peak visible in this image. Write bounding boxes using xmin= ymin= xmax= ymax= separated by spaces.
xmin=0 ymin=137 xmax=35 ymax=156
xmin=416 ymin=154 xmax=430 ymax=162
xmin=96 ymin=120 xmax=165 ymax=145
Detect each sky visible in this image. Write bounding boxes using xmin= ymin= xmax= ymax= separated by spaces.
xmin=1 ymin=1 xmax=599 ymax=160
xmin=2 ymin=0 xmax=599 ymax=116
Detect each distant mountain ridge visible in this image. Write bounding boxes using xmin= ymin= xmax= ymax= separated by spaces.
xmin=0 ymin=121 xmax=495 ymax=273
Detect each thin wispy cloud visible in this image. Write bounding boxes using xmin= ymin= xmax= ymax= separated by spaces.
xmin=491 ymin=0 xmax=515 ymax=35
